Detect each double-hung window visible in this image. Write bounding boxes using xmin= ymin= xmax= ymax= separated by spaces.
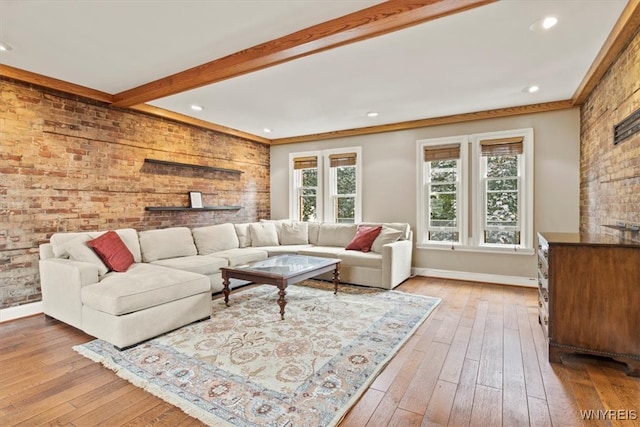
xmin=419 ymin=137 xmax=467 ymax=245
xmin=289 ymin=147 xmax=361 ymax=223
xmin=417 ymin=128 xmax=533 ymax=253
xmin=291 ymin=155 xmax=320 ymax=222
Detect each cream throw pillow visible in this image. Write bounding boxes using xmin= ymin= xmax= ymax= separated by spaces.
xmin=249 ymin=222 xmax=279 ymax=247
xmin=371 ymin=226 xmax=404 ymax=253
xmin=66 ymin=234 xmax=109 ymax=276
xmin=234 ymin=223 xmax=251 ymax=248
xmin=280 ymin=222 xmax=309 ymax=245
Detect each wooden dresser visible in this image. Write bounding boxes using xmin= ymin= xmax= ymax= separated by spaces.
xmin=537 ymin=232 xmax=640 ymax=376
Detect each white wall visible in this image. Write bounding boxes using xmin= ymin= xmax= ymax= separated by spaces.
xmin=270 ymin=108 xmax=580 ymax=281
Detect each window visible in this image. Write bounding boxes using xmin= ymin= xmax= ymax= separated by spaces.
xmin=289 ymin=147 xmax=361 ymax=223
xmin=417 ymin=129 xmax=533 ymax=253
xmin=419 ymin=137 xmax=468 ymax=245
xmin=292 ymin=155 xmax=319 ymax=222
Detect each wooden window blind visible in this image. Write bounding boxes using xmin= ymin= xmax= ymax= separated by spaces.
xmin=329 ymin=152 xmax=357 ymax=167
xmin=423 ymin=144 xmax=460 ymax=162
xmin=480 ymin=136 xmax=523 ymax=157
xmin=293 ymin=156 xmax=318 ymax=170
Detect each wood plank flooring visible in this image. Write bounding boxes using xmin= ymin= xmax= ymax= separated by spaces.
xmin=1 ymin=276 xmax=638 ymax=426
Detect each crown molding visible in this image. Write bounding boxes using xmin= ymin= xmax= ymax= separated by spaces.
xmin=270 ymin=100 xmax=575 ymax=145
xmin=572 ymin=0 xmax=640 ymax=106
xmin=0 ymin=64 xmax=113 ymax=103
xmin=130 ymin=104 xmax=271 ymax=144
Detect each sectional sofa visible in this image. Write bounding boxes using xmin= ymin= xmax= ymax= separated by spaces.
xmin=39 ymin=220 xmax=412 ymax=348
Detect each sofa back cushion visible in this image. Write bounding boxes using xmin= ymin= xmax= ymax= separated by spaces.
xmin=280 ymin=221 xmax=309 ymax=245
xmin=139 ymin=227 xmax=197 ymax=262
xmin=192 ymin=223 xmax=240 ymax=255
xmin=50 ymin=228 xmax=142 ymax=262
xmin=317 ymin=223 xmax=357 ymax=247
xmin=249 ymin=222 xmax=280 ymax=247
xmin=308 ymin=222 xmax=320 ymax=245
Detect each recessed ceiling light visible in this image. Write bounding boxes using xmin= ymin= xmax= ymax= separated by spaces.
xmin=0 ymin=42 xmax=13 ymax=52
xmin=542 ymin=17 xmax=558 ymax=29
xmin=529 ymin=16 xmax=558 ymax=32
xmin=263 ymin=128 xmax=272 ymax=133
xmin=190 ymin=105 xmax=203 ymax=111
xmin=366 ymin=112 xmax=379 ymax=117
xmin=524 ymin=85 xmax=540 ymax=93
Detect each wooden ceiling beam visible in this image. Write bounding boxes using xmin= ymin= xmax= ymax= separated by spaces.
xmin=111 ymin=0 xmax=495 ymax=108
xmin=270 ymin=100 xmax=575 ymax=145
xmin=572 ymin=0 xmax=640 ymax=106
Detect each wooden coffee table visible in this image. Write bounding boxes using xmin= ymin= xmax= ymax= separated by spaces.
xmin=220 ymin=254 xmax=341 ymax=320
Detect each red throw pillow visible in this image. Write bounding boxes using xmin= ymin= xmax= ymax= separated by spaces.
xmin=87 ymin=230 xmax=135 ymax=272
xmin=345 ymin=226 xmax=382 ymax=253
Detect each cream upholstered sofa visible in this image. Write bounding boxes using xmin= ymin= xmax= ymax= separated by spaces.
xmin=39 ymin=221 xmax=412 ymax=348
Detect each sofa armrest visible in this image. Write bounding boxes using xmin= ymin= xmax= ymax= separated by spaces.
xmin=381 ymin=239 xmax=413 ymax=289
xmin=39 ymin=258 xmax=100 ymax=329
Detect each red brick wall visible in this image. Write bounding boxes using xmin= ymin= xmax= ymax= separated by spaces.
xmin=0 ymin=78 xmax=270 ymax=309
xmin=580 ymin=29 xmax=640 ymax=242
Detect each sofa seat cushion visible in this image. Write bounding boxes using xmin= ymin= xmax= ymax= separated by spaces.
xmin=338 ymin=250 xmax=382 ymax=269
xmin=212 ymin=248 xmax=268 ymax=266
xmin=150 ymin=255 xmax=228 ymax=276
xmin=81 ymin=264 xmax=209 ymax=316
xmin=258 ymin=244 xmax=313 ymax=256
xmin=297 ymin=246 xmax=345 ymax=258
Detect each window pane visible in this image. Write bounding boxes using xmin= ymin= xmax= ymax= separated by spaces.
xmin=487 ymin=155 xmax=518 ymax=177
xmin=487 ymin=178 xmax=518 ymax=191
xmin=430 ymin=193 xmax=457 ymax=223
xmin=301 ymin=168 xmax=317 ymax=187
xmin=431 ymin=183 xmax=456 ymax=193
xmin=486 ymin=191 xmax=518 ymax=226
xmin=485 ymin=230 xmax=520 ymax=244
xmin=430 ymin=170 xmax=457 ymax=183
xmin=300 ymin=188 xmax=317 ymax=222
xmin=336 ymin=196 xmax=355 ymax=223
xmin=429 ymin=231 xmax=459 ymax=241
xmin=336 ymin=166 xmax=356 ymax=194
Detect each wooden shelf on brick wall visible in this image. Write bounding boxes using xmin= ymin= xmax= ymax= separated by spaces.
xmin=145 ymin=206 xmax=242 ymax=212
xmin=144 ymin=158 xmax=243 ymax=175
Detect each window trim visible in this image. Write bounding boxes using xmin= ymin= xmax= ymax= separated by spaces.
xmin=471 ymin=128 xmax=534 ymax=252
xmin=288 ymin=147 xmax=362 ymax=224
xmin=323 ymin=147 xmax=362 ymax=223
xmin=416 ymin=135 xmax=468 ymax=248
xmin=289 ymin=150 xmax=322 ymax=222
xmin=416 ymin=129 xmax=534 ymax=255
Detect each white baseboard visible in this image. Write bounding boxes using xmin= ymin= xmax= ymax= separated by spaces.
xmin=412 ymin=268 xmax=537 ymax=288
xmin=0 ymin=301 xmax=44 ymax=323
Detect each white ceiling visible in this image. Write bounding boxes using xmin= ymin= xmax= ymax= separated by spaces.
xmin=0 ymin=0 xmax=628 ymax=140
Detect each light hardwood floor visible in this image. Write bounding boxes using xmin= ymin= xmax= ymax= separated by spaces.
xmin=1 ymin=277 xmax=638 ymax=426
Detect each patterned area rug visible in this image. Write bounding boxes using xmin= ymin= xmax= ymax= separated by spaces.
xmin=74 ymin=281 xmax=440 ymax=426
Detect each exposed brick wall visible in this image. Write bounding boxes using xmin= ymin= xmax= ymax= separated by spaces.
xmin=580 ymin=29 xmax=640 ymax=242
xmin=0 ymin=78 xmax=270 ymax=309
